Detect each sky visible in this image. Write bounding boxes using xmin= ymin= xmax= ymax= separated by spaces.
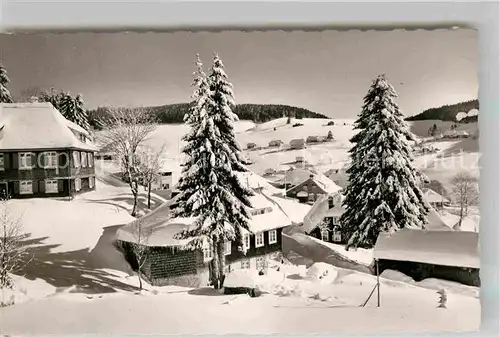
xmin=0 ymin=29 xmax=478 ymax=118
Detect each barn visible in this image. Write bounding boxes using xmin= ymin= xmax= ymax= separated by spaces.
xmin=374 ymin=229 xmax=479 ymax=286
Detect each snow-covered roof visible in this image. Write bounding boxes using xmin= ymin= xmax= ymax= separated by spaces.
xmin=374 ymin=229 xmax=479 ymax=269
xmin=302 ymin=192 xmax=345 ymax=233
xmin=237 ymin=171 xmax=281 ymax=194
xmin=422 ymin=188 xmax=450 ymax=204
xmin=116 ymin=188 xmax=292 ymax=247
xmin=425 ymin=207 xmax=453 ymax=231
xmin=0 ymin=102 xmax=95 ymax=151
xmin=282 ymin=168 xmax=342 ymax=195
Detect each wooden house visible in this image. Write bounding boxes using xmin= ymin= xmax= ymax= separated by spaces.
xmin=281 ymin=168 xmax=341 ymax=203
xmin=0 ymin=102 xmax=97 ymax=199
xmin=116 ymin=174 xmax=291 ymax=287
xmin=374 ymin=229 xmax=479 ymax=286
xmin=246 ymin=142 xmax=257 ymax=150
xmin=268 ymin=140 xmax=284 ymax=148
xmin=303 ymin=192 xmax=452 ymax=245
xmin=289 ymin=138 xmax=306 ymax=150
xmin=306 ymin=135 xmax=319 ymax=144
xmin=422 ymin=188 xmax=450 ymax=209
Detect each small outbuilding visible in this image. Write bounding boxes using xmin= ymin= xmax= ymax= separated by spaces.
xmin=289 ymin=138 xmax=306 ymax=150
xmin=374 ymin=229 xmax=479 ymax=286
xmin=269 ymin=140 xmax=284 ymax=148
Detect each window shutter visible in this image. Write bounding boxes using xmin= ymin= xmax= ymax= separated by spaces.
xmin=40 ymin=152 xmax=46 ymax=169
xmin=4 ymin=153 xmax=10 ymax=169
xmin=39 ymin=180 xmax=46 ymax=194
xmin=12 ymin=153 xmax=18 ymax=169
xmin=32 ymin=180 xmax=39 ymax=193
xmin=30 ymin=153 xmax=36 ymax=168
xmin=58 ymin=179 xmax=64 ymax=192
xmin=13 ymin=181 xmax=19 ymax=194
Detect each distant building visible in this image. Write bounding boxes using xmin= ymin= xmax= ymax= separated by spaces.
xmin=247 ymin=142 xmax=257 ymax=150
xmin=280 ymin=168 xmax=341 ymax=203
xmin=306 ymin=136 xmax=319 ymax=144
xmin=0 ymin=102 xmax=97 ymax=199
xmin=268 ymin=140 xmax=284 ymax=147
xmin=422 ymin=188 xmax=450 ymax=209
xmin=289 ymin=138 xmax=306 ymax=150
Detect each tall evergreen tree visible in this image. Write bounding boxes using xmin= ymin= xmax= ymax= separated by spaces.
xmin=340 ymin=74 xmax=430 ymax=249
xmin=0 ymin=63 xmax=13 ymax=103
xmin=173 ymin=54 xmax=253 ymax=289
xmin=59 ymin=92 xmax=78 ymax=123
xmin=74 ymin=94 xmax=90 ymax=131
xmin=40 ymin=88 xmax=64 ymax=110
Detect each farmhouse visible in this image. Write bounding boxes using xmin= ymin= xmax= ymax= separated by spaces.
xmin=306 ymin=135 xmax=319 ymax=144
xmin=246 ymin=142 xmax=257 ymax=149
xmin=116 ymin=175 xmax=291 ymax=287
xmin=0 ymin=102 xmax=97 ymax=198
xmin=289 ymin=138 xmax=306 ymax=150
xmin=280 ymin=168 xmax=341 ymax=203
xmin=268 ymin=140 xmax=284 ymax=147
xmin=303 ymin=192 xmax=452 ymax=245
xmin=422 ymin=187 xmax=450 ymax=209
xmin=374 ymin=229 xmax=480 ymax=286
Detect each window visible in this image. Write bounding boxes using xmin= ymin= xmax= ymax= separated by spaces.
xmin=19 ymin=153 xmax=32 ymax=170
xmin=224 ymin=241 xmax=232 ymax=256
xmin=328 ymin=196 xmax=334 ymax=209
xmin=44 ymin=152 xmax=58 ymax=168
xmin=243 ymin=234 xmax=250 ymax=250
xmin=0 ymin=153 xmax=4 ymax=171
xmin=321 ymin=228 xmax=329 ymax=242
xmin=203 ymin=244 xmax=213 ymax=261
xmin=73 ymin=152 xmax=80 ymax=168
xmin=332 ymin=230 xmax=342 ymax=243
xmin=20 ymin=180 xmax=33 ymax=194
xmin=255 ymin=232 xmax=264 ymax=248
xmin=45 ymin=180 xmax=58 ymax=194
xmin=75 ymin=178 xmax=81 ymax=191
xmin=268 ymin=230 xmax=277 ymax=244
xmin=240 ymin=259 xmax=250 ymax=269
xmin=81 ymin=152 xmax=87 ymax=167
xmin=88 ymin=153 xmax=93 ymax=167
xmin=89 ymin=176 xmax=95 ymax=189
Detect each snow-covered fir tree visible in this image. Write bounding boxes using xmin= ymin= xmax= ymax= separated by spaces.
xmin=74 ymin=94 xmax=90 ymax=131
xmin=173 ymin=53 xmax=253 ymax=289
xmin=59 ymin=92 xmax=78 ymax=123
xmin=0 ymin=63 xmax=13 ymax=103
xmin=340 ymin=74 xmax=430 ymax=249
xmin=40 ymin=88 xmax=64 ymax=110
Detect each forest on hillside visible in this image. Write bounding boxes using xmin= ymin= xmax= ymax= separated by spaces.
xmin=87 ymin=103 xmax=328 ymax=129
xmin=406 ymin=99 xmax=479 ymax=122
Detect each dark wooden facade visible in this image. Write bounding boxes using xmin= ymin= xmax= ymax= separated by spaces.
xmin=308 ymin=216 xmax=347 ymax=244
xmin=377 ymin=259 xmax=480 ymax=287
xmin=0 ymin=149 xmax=96 ymax=199
xmin=118 ymin=226 xmax=286 ymax=287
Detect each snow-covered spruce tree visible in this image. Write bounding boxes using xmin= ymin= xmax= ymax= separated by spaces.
xmin=0 ymin=63 xmax=13 ymax=103
xmin=172 ymin=54 xmax=253 ymax=289
xmin=74 ymin=94 xmax=91 ymax=131
xmin=59 ymin=92 xmax=78 ymax=123
xmin=340 ymin=74 xmax=430 ymax=249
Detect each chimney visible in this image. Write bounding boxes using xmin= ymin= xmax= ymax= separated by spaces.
xmin=309 ymin=174 xmax=314 ymax=179
xmin=29 ymin=96 xmax=39 ymax=103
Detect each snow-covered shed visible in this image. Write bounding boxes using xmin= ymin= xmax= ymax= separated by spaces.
xmin=116 ymin=177 xmax=292 ymax=287
xmin=422 ymin=188 xmax=450 ymax=208
xmin=289 ymin=138 xmax=306 ymax=149
xmin=268 ymin=139 xmax=284 ymax=147
xmin=374 ymin=229 xmax=479 ymax=286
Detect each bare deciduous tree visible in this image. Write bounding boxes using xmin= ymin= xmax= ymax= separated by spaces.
xmin=131 ymin=219 xmax=152 ymax=291
xmin=138 ymin=145 xmax=166 ymax=210
xmin=0 ymin=201 xmax=32 ymax=291
xmin=101 ymin=108 xmax=157 ymax=216
xmin=451 ymin=171 xmax=479 ymax=228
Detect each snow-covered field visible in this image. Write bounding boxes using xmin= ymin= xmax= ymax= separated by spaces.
xmin=0 ymin=260 xmax=480 ymax=335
